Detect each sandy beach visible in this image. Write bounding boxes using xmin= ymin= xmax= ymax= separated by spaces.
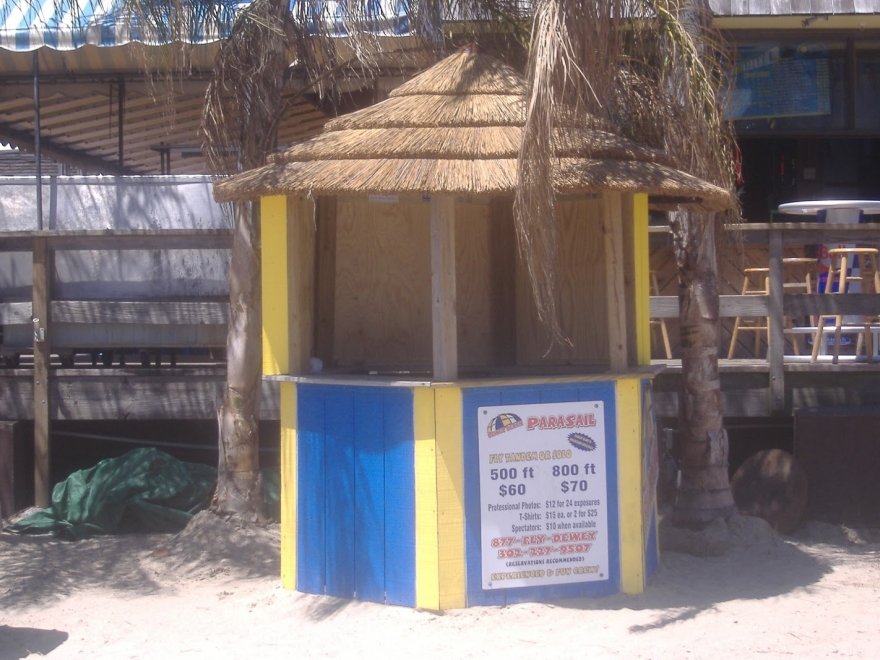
xmin=3 ymin=512 xmax=879 ymax=659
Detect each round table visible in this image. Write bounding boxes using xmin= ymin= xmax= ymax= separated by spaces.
xmin=779 ymin=200 xmax=880 ymax=328
xmin=778 ymin=200 xmax=880 ymax=222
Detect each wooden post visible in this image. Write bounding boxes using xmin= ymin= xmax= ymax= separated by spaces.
xmin=622 ymin=194 xmax=651 ymax=366
xmin=602 ymin=192 xmax=628 ymax=371
xmin=314 ymin=197 xmax=337 ymax=366
xmin=289 ymin=196 xmax=316 ymax=374
xmin=430 ymin=195 xmax=458 ymax=380
xmin=1 ymin=422 xmax=19 ymax=517
xmin=260 ymin=195 xmax=316 ymax=375
xmin=768 ymin=228 xmax=785 ymax=413
xmin=32 ymin=236 xmax=50 ymax=507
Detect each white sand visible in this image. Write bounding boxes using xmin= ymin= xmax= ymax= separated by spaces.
xmin=3 ymin=512 xmax=879 ymax=659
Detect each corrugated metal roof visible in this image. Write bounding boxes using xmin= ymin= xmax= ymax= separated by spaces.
xmin=0 ymin=75 xmax=329 ymax=175
xmin=0 ymin=0 xmax=416 ymax=53
xmin=0 ymin=1 xmax=334 ymax=175
xmin=0 ymin=0 xmax=242 ymax=51
xmin=710 ymin=0 xmax=880 ymax=17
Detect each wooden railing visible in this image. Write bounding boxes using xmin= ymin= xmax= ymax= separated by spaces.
xmin=0 ymin=229 xmax=232 ymax=364
xmin=651 ymin=222 xmax=880 ymax=412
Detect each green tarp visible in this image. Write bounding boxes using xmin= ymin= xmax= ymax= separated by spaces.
xmin=8 ymin=448 xmax=216 ymax=539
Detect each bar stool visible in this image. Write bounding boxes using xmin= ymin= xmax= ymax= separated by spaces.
xmin=781 ymin=257 xmax=816 ymax=355
xmin=649 ymin=271 xmax=673 ymax=359
xmin=811 ymin=247 xmax=880 ymax=363
xmin=728 ymin=267 xmax=769 ymax=359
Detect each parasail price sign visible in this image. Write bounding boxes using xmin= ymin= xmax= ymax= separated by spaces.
xmin=478 ymin=401 xmax=609 ymax=590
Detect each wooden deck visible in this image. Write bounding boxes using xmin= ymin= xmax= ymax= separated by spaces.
xmin=652 ymin=357 xmax=880 ymax=419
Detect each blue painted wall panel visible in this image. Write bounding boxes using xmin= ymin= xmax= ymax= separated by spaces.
xmin=382 ymin=388 xmax=416 ymax=606
xmin=324 ymin=388 xmax=357 ymax=598
xmin=297 ymin=385 xmax=327 ymax=595
xmin=296 ymin=385 xmax=416 ymax=606
xmin=353 ymin=389 xmax=387 ymax=603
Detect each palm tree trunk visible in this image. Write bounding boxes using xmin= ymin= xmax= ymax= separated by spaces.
xmin=212 ymin=201 xmax=264 ymax=519
xmin=670 ymin=210 xmax=736 ymax=525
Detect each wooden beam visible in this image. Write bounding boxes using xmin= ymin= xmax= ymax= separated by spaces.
xmin=601 ymin=192 xmax=628 ymax=371
xmin=0 ymin=368 xmax=280 ymax=421
xmin=728 ymin=223 xmax=880 ymax=245
xmin=49 ymin=300 xmax=228 ymax=324
xmin=0 ymin=229 xmax=233 ymax=252
xmin=768 ymin=229 xmax=785 ymax=412
xmin=651 ymin=293 xmax=880 ymax=319
xmin=261 ymin=196 xmax=291 ymax=376
xmin=32 ymin=237 xmax=50 ymax=507
xmin=289 ymin=196 xmax=317 ymax=374
xmin=0 ymin=123 xmax=137 ymax=174
xmin=430 ymin=195 xmax=458 ymax=380
xmin=314 ymin=197 xmax=337 ymax=367
xmin=623 ymin=193 xmax=650 ymax=366
xmin=0 ymin=422 xmax=24 ymax=519
xmin=0 ymin=79 xmax=212 ymax=101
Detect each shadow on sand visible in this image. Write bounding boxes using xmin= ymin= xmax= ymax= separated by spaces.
xmin=0 ymin=511 xmax=280 ymax=612
xmin=0 ymin=532 xmax=166 ymax=611
xmin=0 ymin=625 xmax=69 ymax=659
xmin=554 ymin=539 xmax=834 ymax=632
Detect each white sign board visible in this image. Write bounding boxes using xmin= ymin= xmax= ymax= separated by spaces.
xmin=478 ymin=401 xmax=610 ymax=590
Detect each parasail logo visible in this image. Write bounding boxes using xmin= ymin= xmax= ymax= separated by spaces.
xmin=486 ymin=413 xmax=523 ymax=438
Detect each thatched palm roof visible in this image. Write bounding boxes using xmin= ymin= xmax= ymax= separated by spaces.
xmin=214 ymin=47 xmax=731 ymax=211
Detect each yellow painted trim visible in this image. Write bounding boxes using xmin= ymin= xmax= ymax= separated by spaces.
xmin=435 ymin=386 xmax=466 ymax=609
xmin=279 ymin=382 xmax=298 ymax=589
xmin=631 ymin=193 xmax=651 ymax=366
xmin=413 ymin=386 xmax=466 ymax=610
xmin=616 ymin=378 xmax=645 ymax=594
xmin=414 ymin=388 xmax=440 ymax=610
xmin=260 ymin=195 xmax=290 ymax=375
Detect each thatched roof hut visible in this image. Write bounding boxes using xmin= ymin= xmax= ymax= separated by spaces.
xmin=215 ymin=47 xmax=731 ymax=380
xmin=215 ymin=46 xmax=730 ymax=210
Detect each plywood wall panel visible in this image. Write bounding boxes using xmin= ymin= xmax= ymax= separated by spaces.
xmin=332 ymin=197 xmax=499 ymax=372
xmin=334 ymin=198 xmax=432 ymax=370
xmin=516 ymin=196 xmax=609 ymax=366
xmin=455 ymin=199 xmax=494 ymax=370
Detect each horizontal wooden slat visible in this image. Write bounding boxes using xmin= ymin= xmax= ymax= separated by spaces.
xmin=654 ymin=367 xmax=880 ymax=418
xmin=2 ymin=301 xmax=229 ymax=326
xmin=50 ymin=300 xmax=229 ymax=324
xmin=651 ymin=294 xmax=770 ymax=318
xmin=652 ymin=293 xmax=880 ymax=318
xmin=729 ymin=223 xmax=880 ymax=246
xmin=0 ymin=368 xmax=280 ymax=420
xmin=0 ymin=229 xmax=233 ymax=252
xmin=0 ymin=301 xmax=31 ymax=325
xmin=784 ymin=293 xmax=880 ymax=316
xmin=2 ymin=301 xmax=229 ymax=349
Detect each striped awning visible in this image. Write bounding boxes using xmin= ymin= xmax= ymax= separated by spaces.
xmin=0 ymin=0 xmax=415 ymax=52
xmin=0 ymin=0 xmax=243 ymax=51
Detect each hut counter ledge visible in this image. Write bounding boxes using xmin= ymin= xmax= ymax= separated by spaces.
xmin=264 ymin=365 xmax=664 ymax=388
